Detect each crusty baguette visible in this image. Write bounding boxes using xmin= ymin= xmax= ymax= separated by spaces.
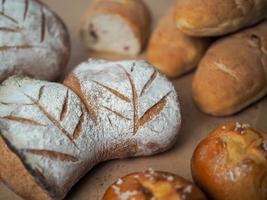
xmin=192 ymin=122 xmax=267 ymax=200
xmin=80 ymin=0 xmax=151 ymax=56
xmin=192 ymin=20 xmax=267 ymax=116
xmin=0 ymin=60 xmax=181 ymax=200
xmin=103 ymin=170 xmax=207 ymax=200
xmin=147 ymin=8 xmax=210 ymax=78
xmin=0 ymin=0 xmax=70 ymax=82
xmin=175 ymin=0 xmax=267 ymax=36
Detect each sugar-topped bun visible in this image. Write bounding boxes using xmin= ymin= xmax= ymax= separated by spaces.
xmin=103 ymin=169 xmax=207 ymax=200
xmin=192 ymin=122 xmax=267 ymax=200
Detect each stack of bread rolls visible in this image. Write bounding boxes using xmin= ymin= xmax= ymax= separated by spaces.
xmin=158 ymin=0 xmax=267 ymax=116
xmin=81 ymin=0 xmax=267 ymax=116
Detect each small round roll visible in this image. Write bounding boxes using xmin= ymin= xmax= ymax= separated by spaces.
xmin=102 ymin=169 xmax=207 ymax=200
xmin=80 ymin=0 xmax=151 ymax=56
xmin=192 ymin=122 xmax=267 ymax=200
xmin=147 ymin=8 xmax=210 ymax=78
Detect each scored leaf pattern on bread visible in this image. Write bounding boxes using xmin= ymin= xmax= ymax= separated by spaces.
xmin=0 ymin=0 xmax=46 ymax=50
xmin=0 ymin=80 xmax=88 ymax=163
xmin=90 ymin=65 xmax=172 ymax=135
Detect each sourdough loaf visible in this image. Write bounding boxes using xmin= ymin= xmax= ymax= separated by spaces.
xmin=0 ymin=76 xmax=94 ymax=200
xmin=80 ymin=0 xmax=151 ymax=56
xmin=175 ymin=0 xmax=267 ymax=36
xmin=192 ymin=20 xmax=267 ymax=116
xmin=103 ymin=170 xmax=207 ymax=200
xmin=0 ymin=0 xmax=70 ymax=82
xmin=64 ymin=59 xmax=181 ymax=156
xmin=0 ymin=60 xmax=181 ymax=200
xmin=147 ymin=8 xmax=210 ymax=78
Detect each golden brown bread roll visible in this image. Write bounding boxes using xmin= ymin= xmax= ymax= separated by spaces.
xmin=147 ymin=9 xmax=210 ymax=78
xmin=192 ymin=122 xmax=267 ymax=200
xmin=192 ymin=20 xmax=267 ymax=116
xmin=80 ymin=0 xmax=151 ymax=56
xmin=102 ymin=170 xmax=207 ymax=200
xmin=175 ymin=0 xmax=267 ymax=36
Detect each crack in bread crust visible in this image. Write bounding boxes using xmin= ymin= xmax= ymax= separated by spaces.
xmin=215 ymin=62 xmax=239 ymax=81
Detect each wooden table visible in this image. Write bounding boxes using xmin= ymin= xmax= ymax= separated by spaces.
xmin=1 ymin=0 xmax=266 ymax=199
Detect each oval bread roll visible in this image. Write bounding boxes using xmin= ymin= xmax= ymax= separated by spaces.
xmin=103 ymin=170 xmax=207 ymax=200
xmin=175 ymin=0 xmax=267 ymax=36
xmin=80 ymin=0 xmax=151 ymax=56
xmin=192 ymin=20 xmax=267 ymax=116
xmin=0 ymin=0 xmax=70 ymax=82
xmin=192 ymin=122 xmax=267 ymax=200
xmin=147 ymin=8 xmax=210 ymax=78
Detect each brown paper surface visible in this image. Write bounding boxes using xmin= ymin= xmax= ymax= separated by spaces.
xmin=0 ymin=0 xmax=266 ymax=199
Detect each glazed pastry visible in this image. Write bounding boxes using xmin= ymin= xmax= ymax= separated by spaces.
xmin=192 ymin=122 xmax=267 ymax=200
xmin=103 ymin=169 xmax=207 ymax=200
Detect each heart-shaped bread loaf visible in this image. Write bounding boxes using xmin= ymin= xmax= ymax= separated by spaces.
xmin=0 ymin=60 xmax=181 ymax=200
xmin=0 ymin=0 xmax=70 ymax=82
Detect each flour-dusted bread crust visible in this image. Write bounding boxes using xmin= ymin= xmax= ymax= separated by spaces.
xmin=192 ymin=20 xmax=267 ymax=116
xmin=0 ymin=60 xmax=181 ymax=200
xmin=147 ymin=8 xmax=210 ymax=78
xmin=175 ymin=0 xmax=267 ymax=36
xmin=0 ymin=76 xmax=95 ymax=200
xmin=64 ymin=59 xmax=181 ymax=156
xmin=80 ymin=0 xmax=151 ymax=56
xmin=103 ymin=170 xmax=207 ymax=200
xmin=0 ymin=0 xmax=70 ymax=82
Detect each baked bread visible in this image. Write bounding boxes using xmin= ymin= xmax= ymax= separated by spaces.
xmin=64 ymin=59 xmax=181 ymax=156
xmin=80 ymin=0 xmax=151 ymax=56
xmin=0 ymin=76 xmax=93 ymax=200
xmin=103 ymin=169 xmax=207 ymax=200
xmin=0 ymin=0 xmax=70 ymax=82
xmin=147 ymin=8 xmax=210 ymax=78
xmin=191 ymin=122 xmax=267 ymax=200
xmin=175 ymin=0 xmax=267 ymax=36
xmin=0 ymin=59 xmax=181 ymax=200
xmin=192 ymin=20 xmax=267 ymax=116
